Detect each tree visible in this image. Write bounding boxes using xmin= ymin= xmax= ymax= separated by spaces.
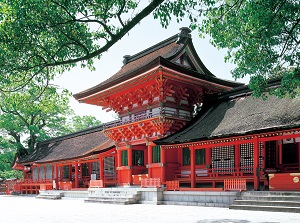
xmin=67 ymin=115 xmax=102 ymax=132
xmin=0 ymin=1 xmax=299 ymax=97
xmin=0 ymin=0 xmax=165 ymax=92
xmin=0 ymin=84 xmax=73 ymax=155
xmin=0 ymin=84 xmax=102 ymax=179
xmin=0 ymin=135 xmax=23 ymax=179
xmin=194 ymin=0 xmax=300 ymax=98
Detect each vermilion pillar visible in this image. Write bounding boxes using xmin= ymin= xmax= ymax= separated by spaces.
xmin=128 ymin=148 xmax=133 ymax=185
xmin=147 ymin=143 xmax=153 ymax=178
xmin=206 ymin=147 xmax=211 ymax=168
xmin=55 ymin=165 xmax=59 ymax=183
xmin=37 ymin=165 xmax=40 ymax=181
xmin=75 ymin=162 xmax=79 ymax=188
xmin=279 ymin=142 xmax=283 ymax=166
xmin=190 ymin=146 xmax=196 ymax=188
xmin=234 ymin=144 xmax=240 ymax=176
xmin=253 ymin=137 xmax=260 ymax=190
xmin=99 ymin=156 xmax=104 ymax=181
xmin=117 ymin=149 xmax=122 ymax=167
xmin=161 ymin=146 xmax=166 ymax=183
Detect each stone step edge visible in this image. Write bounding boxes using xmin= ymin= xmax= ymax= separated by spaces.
xmin=234 ymin=199 xmax=300 ymax=204
xmin=229 ymin=204 xmax=300 ymax=211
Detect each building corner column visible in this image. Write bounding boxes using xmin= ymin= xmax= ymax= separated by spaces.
xmin=253 ymin=137 xmax=260 ymax=190
xmin=190 ymin=146 xmax=196 ymax=188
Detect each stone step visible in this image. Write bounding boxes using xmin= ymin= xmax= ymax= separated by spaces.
xmin=89 ymin=193 xmax=139 ymax=198
xmin=240 ymin=195 xmax=300 ymax=201
xmin=36 ymin=194 xmax=61 ymax=200
xmin=229 ymin=204 xmax=300 ymax=213
xmin=241 ymin=191 xmax=300 ymax=196
xmin=89 ymin=195 xmax=138 ymax=201
xmin=233 ymin=200 xmax=300 ymax=207
xmin=84 ymin=198 xmax=135 ymax=205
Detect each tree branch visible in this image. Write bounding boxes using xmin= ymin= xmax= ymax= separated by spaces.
xmin=44 ymin=0 xmax=164 ymax=67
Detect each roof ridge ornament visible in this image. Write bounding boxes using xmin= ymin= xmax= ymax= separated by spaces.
xmin=177 ymin=27 xmax=192 ymax=44
xmin=123 ymin=55 xmax=131 ymax=65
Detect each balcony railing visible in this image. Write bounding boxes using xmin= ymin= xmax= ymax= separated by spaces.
xmin=103 ymin=110 xmax=192 ymax=129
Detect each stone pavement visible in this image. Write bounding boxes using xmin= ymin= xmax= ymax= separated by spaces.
xmin=0 ymin=195 xmax=299 ymax=223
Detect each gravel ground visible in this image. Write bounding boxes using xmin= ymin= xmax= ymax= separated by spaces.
xmin=0 ymin=195 xmax=299 ymax=223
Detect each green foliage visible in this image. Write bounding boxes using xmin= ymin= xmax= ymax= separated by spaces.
xmin=0 ymin=0 xmax=164 ymax=91
xmin=196 ymin=0 xmax=299 ymax=97
xmin=0 ymin=0 xmax=298 ymax=97
xmin=66 ymin=115 xmax=102 ymax=132
xmin=154 ymin=0 xmax=300 ymax=97
xmin=0 ymin=84 xmax=73 ymax=155
xmin=0 ymin=84 xmax=102 ymax=175
xmin=0 ymin=170 xmax=23 ymax=180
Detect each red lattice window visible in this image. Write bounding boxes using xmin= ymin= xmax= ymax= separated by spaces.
xmin=212 ymin=146 xmax=235 ymax=174
xmin=240 ymin=143 xmax=253 ymax=173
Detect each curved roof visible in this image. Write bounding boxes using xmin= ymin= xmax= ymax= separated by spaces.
xmin=74 ymin=28 xmax=243 ymax=100
xmin=155 ymin=86 xmax=300 ymax=144
xmin=18 ymin=125 xmax=114 ymax=164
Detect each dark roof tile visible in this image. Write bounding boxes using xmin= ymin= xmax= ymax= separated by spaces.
xmin=18 ymin=130 xmax=114 ymax=164
xmin=155 ymin=95 xmax=300 ymax=144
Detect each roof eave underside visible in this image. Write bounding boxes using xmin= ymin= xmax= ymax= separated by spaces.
xmin=75 ymin=57 xmax=243 ymax=100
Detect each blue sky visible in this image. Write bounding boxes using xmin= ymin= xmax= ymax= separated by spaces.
xmin=53 ymin=15 xmax=249 ymax=123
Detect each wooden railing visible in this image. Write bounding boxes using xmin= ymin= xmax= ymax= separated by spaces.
xmin=89 ymin=180 xmax=104 ymax=188
xmin=166 ymin=180 xmax=180 ymax=191
xmin=224 ymin=179 xmax=247 ymax=191
xmin=141 ymin=178 xmax=162 ymax=188
xmin=103 ymin=110 xmax=191 ymax=129
xmin=13 ymin=179 xmax=53 ymax=194
xmin=174 ymin=166 xmax=255 ymax=180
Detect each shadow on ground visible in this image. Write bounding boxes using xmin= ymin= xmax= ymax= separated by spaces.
xmin=197 ymin=220 xmax=279 ymax=223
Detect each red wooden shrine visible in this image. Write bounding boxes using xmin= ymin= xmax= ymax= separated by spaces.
xmin=11 ymin=28 xmax=300 ymax=193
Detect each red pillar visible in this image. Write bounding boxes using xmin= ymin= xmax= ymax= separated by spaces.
xmin=37 ymin=165 xmax=40 ymax=181
xmin=234 ymin=144 xmax=240 ymax=176
xmin=190 ymin=146 xmax=196 ymax=188
xmin=147 ymin=143 xmax=153 ymax=178
xmin=128 ymin=148 xmax=133 ymax=185
xmin=99 ymin=156 xmax=104 ymax=181
xmin=75 ymin=162 xmax=79 ymax=188
xmin=55 ymin=165 xmax=59 ymax=182
xmin=279 ymin=142 xmax=283 ymax=166
xmin=253 ymin=137 xmax=260 ymax=190
xmin=60 ymin=165 xmax=63 ymax=181
xmin=161 ymin=146 xmax=166 ymax=183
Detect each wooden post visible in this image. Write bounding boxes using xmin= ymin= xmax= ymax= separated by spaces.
xmin=117 ymin=149 xmax=122 ymax=167
xmin=161 ymin=146 xmax=166 ymax=183
xmin=128 ymin=148 xmax=133 ymax=185
xmin=75 ymin=162 xmax=79 ymax=188
xmin=190 ymin=146 xmax=196 ymax=188
xmin=37 ymin=165 xmax=40 ymax=181
xmin=99 ymin=156 xmax=104 ymax=181
xmin=234 ymin=144 xmax=240 ymax=176
xmin=55 ymin=165 xmax=59 ymax=183
xmin=147 ymin=143 xmax=153 ymax=178
xmin=279 ymin=142 xmax=283 ymax=166
xmin=253 ymin=137 xmax=260 ymax=190
xmin=206 ymin=147 xmax=211 ymax=166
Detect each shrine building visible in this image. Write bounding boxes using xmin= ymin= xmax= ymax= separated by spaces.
xmin=11 ymin=28 xmax=300 ymax=194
